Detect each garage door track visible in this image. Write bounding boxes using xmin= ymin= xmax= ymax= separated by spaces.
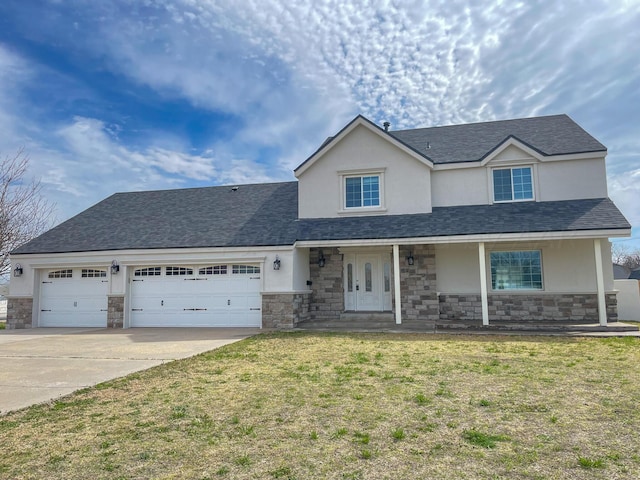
xmin=0 ymin=327 xmax=259 ymax=414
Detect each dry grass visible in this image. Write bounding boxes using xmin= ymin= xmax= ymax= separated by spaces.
xmin=1 ymin=332 xmax=639 ymax=479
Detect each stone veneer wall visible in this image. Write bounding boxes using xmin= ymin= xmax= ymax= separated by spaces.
xmin=6 ymin=297 xmax=34 ymax=329
xmin=439 ymin=293 xmax=619 ymax=323
xmin=108 ymin=295 xmax=125 ymax=328
xmin=262 ymin=293 xmax=310 ymax=328
xmin=308 ymin=248 xmax=344 ymax=321
xmin=398 ymin=245 xmax=439 ymax=322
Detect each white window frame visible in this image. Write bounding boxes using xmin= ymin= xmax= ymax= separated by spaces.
xmin=491 ymin=165 xmax=535 ymax=203
xmin=338 ymin=168 xmax=386 ymax=214
xmin=489 ymin=249 xmax=544 ymax=291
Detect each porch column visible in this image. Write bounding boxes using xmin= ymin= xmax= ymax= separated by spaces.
xmin=478 ymin=242 xmax=489 ymax=326
xmin=594 ymin=238 xmax=607 ymax=326
xmin=393 ymin=244 xmax=402 ymax=324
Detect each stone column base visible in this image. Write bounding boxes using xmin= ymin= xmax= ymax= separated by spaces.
xmin=262 ymin=293 xmax=310 ymax=329
xmin=6 ymin=297 xmax=34 ymax=329
xmin=107 ymin=295 xmax=125 ymax=328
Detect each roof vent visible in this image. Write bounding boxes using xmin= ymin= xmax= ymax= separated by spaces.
xmin=426 ymin=142 xmax=431 ymax=149
xmin=231 ymin=186 xmax=239 ymax=191
xmin=383 ymin=121 xmax=390 ymax=131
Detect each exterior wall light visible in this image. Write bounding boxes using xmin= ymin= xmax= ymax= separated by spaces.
xmin=406 ymin=252 xmax=414 ymax=266
xmin=111 ymin=260 xmax=120 ymax=275
xmin=318 ymin=251 xmax=326 ymax=268
xmin=273 ymin=256 xmax=281 ymax=270
xmin=13 ymin=263 xmax=23 ymax=277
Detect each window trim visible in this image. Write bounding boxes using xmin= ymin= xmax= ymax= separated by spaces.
xmin=489 ymin=249 xmax=544 ymax=291
xmin=491 ymin=165 xmax=535 ymax=203
xmin=338 ymin=168 xmax=386 ymax=214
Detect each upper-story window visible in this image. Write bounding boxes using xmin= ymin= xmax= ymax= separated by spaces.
xmin=493 ymin=167 xmax=533 ymax=202
xmin=345 ymin=175 xmax=380 ymax=208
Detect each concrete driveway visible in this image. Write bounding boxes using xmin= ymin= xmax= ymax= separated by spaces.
xmin=0 ymin=327 xmax=260 ymax=414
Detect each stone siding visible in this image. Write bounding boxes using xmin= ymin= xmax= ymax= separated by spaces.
xmin=399 ymin=245 xmax=439 ymax=323
xmin=438 ymin=294 xmax=483 ymax=321
xmin=262 ymin=293 xmax=310 ymax=328
xmin=6 ymin=297 xmax=34 ymax=329
xmin=439 ymin=293 xmax=619 ymax=323
xmin=108 ymin=295 xmax=125 ymax=328
xmin=308 ymin=248 xmax=344 ymax=320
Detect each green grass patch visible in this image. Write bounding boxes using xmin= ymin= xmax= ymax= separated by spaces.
xmin=462 ymin=429 xmax=509 ymax=448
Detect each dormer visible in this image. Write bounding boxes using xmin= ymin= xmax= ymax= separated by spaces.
xmin=295 ymin=116 xmax=433 ymax=219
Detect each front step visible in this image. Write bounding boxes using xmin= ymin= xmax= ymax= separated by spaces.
xmin=297 ymin=312 xmax=435 ymax=332
xmin=340 ymin=312 xmax=394 ymax=322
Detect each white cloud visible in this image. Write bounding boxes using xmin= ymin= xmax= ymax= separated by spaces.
xmin=0 ymin=0 xmax=639 ymax=242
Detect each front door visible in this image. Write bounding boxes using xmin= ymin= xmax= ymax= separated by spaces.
xmin=344 ymin=253 xmax=392 ymax=311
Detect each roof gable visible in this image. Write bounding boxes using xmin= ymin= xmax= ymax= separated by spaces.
xmin=389 ymin=114 xmax=607 ymax=164
xmin=294 ymin=115 xmax=433 ymax=177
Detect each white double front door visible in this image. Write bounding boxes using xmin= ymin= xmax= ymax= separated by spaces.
xmin=343 ymin=253 xmax=392 ymax=311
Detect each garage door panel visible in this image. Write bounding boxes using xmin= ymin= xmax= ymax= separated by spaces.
xmin=40 ymin=270 xmax=108 ymax=327
xmin=130 ymin=265 xmax=261 ymax=327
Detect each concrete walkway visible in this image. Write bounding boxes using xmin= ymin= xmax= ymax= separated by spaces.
xmin=0 ymin=327 xmax=260 ymax=414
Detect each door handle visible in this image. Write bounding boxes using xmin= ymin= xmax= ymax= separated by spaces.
xmin=356 ymin=285 xmax=359 ymax=291
xmin=161 ymin=300 xmax=164 ymax=306
xmin=227 ymin=299 xmax=231 ymax=306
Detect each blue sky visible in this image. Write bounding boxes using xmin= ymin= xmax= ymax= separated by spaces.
xmin=0 ymin=0 xmax=638 ymax=249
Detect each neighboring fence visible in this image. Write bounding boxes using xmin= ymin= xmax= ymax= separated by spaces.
xmin=614 ymin=279 xmax=640 ymax=321
xmin=0 ymin=299 xmax=6 ymax=321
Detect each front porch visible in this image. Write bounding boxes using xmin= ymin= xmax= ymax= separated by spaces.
xmin=296 ymin=239 xmax=624 ymax=332
xmin=295 ymin=313 xmax=639 ymax=334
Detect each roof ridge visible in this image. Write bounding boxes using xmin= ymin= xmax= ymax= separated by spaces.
xmin=112 ymin=180 xmax=298 ymax=196
xmin=390 ymin=114 xmax=569 ymax=134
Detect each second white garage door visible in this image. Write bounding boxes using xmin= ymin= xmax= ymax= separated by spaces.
xmin=130 ymin=264 xmax=262 ymax=327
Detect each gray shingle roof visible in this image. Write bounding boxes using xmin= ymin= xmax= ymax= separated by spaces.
xmin=14 ymin=186 xmax=629 ymax=255
xmin=297 ymin=198 xmax=630 ymax=242
xmin=389 ymin=114 xmax=606 ymax=164
xmin=13 ymin=182 xmax=299 ymax=254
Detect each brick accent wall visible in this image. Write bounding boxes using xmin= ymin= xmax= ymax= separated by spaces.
xmin=439 ymin=292 xmax=619 ymax=323
xmin=399 ymin=245 xmax=439 ymax=322
xmin=308 ymin=248 xmax=344 ymax=320
xmin=606 ymin=293 xmax=618 ymax=322
xmin=6 ymin=297 xmax=34 ymax=329
xmin=107 ymin=295 xmax=125 ymax=328
xmin=439 ymin=294 xmax=483 ymax=321
xmin=262 ymin=293 xmax=310 ymax=328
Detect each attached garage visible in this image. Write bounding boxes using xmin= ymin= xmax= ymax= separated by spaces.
xmin=130 ymin=264 xmax=262 ymax=327
xmin=39 ymin=268 xmax=109 ymax=327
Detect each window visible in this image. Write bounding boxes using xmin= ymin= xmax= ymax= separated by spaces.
xmin=166 ymin=266 xmax=194 ymax=276
xmin=493 ymin=167 xmax=533 ymax=202
xmin=48 ymin=269 xmax=72 ymax=279
xmin=82 ymin=269 xmax=107 ymax=278
xmin=490 ymin=250 xmax=542 ymax=290
xmin=347 ymin=263 xmax=353 ymax=292
xmin=345 ymin=175 xmax=380 ymax=208
xmin=134 ymin=267 xmax=161 ymax=277
xmin=199 ymin=265 xmax=227 ymax=275
xmin=232 ymin=265 xmax=260 ymax=274
xmin=384 ymin=263 xmax=391 ymax=293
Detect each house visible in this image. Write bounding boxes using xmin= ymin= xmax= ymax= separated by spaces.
xmin=6 ymin=114 xmax=631 ymax=330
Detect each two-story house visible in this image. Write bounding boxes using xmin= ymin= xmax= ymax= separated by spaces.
xmin=6 ymin=114 xmax=631 ymax=330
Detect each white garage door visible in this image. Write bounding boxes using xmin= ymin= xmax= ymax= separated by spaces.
xmin=40 ymin=268 xmax=109 ymax=327
xmin=130 ymin=264 xmax=262 ymax=327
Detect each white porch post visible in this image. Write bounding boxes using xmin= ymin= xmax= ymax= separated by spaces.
xmin=393 ymin=244 xmax=402 ymax=325
xmin=478 ymin=242 xmax=489 ymax=326
xmin=594 ymin=238 xmax=607 ymax=326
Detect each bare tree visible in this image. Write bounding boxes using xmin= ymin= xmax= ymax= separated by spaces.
xmin=612 ymin=243 xmax=640 ymax=269
xmin=1 ymin=149 xmax=54 ymax=277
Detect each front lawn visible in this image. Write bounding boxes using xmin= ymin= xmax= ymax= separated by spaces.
xmin=1 ymin=332 xmax=639 ymax=479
